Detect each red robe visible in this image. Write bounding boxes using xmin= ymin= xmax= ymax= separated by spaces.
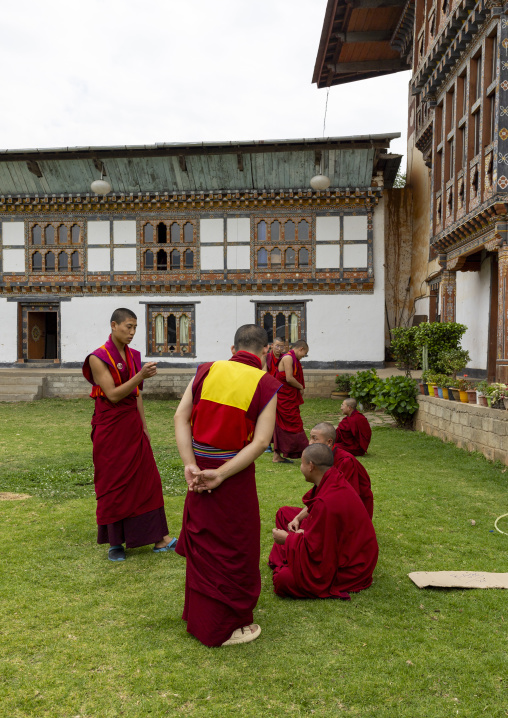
xmin=335 ymin=409 xmax=372 ymax=456
xmin=82 ymin=337 xmax=166 ymax=546
xmin=273 ymin=350 xmax=309 ymax=458
xmin=269 ymin=467 xmax=378 ymax=599
xmin=333 ymin=445 xmax=374 ymax=519
xmin=176 ymin=351 xmax=280 ymax=647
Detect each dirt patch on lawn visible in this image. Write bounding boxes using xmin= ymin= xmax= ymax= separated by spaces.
xmin=0 ymin=492 xmax=32 ymax=501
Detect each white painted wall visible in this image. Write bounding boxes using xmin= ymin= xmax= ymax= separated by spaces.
xmin=316 ymin=216 xmax=340 ymax=242
xmin=455 ymin=258 xmax=491 ymax=370
xmin=113 ymin=248 xmax=136 ymax=272
xmin=201 ymin=245 xmax=224 ymax=270
xmin=113 ymin=220 xmax=136 ymax=245
xmin=200 ymin=218 xmax=224 ymax=243
xmin=3 ymin=248 xmax=25 ymax=272
xmin=343 ymin=243 xmax=368 ymax=268
xmin=227 ymin=217 xmax=250 ymax=243
xmin=227 ymin=245 xmax=250 ymax=270
xmin=316 ymin=244 xmax=340 ymax=269
xmin=0 ymin=299 xmax=18 ymax=362
xmin=88 ymin=247 xmax=111 ymax=272
xmin=2 ymin=222 xmax=25 ymax=245
xmin=87 ymin=221 xmax=111 ymax=244
xmin=344 ymin=215 xmax=368 ymax=240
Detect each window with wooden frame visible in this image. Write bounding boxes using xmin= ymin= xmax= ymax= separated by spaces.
xmin=141 ymin=220 xmax=197 ymax=272
xmin=254 ymin=217 xmax=311 ymax=271
xmin=30 ymin=222 xmax=83 ymax=246
xmin=146 ymin=304 xmax=196 ymax=357
xmin=256 ymin=302 xmax=307 ymax=345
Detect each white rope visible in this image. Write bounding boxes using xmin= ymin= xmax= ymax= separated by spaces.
xmin=494 ymin=513 xmax=508 ymax=535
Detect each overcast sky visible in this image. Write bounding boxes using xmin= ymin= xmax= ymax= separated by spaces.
xmin=1 ymin=1 xmax=410 ymax=168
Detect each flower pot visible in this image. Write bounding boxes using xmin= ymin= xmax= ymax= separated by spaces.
xmin=418 ymin=383 xmax=425 ymax=395
xmin=467 ymin=390 xmax=477 ymax=404
xmin=478 ymin=395 xmax=488 ymax=407
xmin=451 ymin=388 xmax=461 ymax=401
xmin=437 ymin=387 xmax=443 ymax=398
xmin=459 ymin=390 xmax=469 ymax=403
xmin=422 ymin=382 xmax=429 ymax=396
xmin=331 ymin=390 xmax=349 ymax=400
xmin=442 ymin=387 xmax=449 ymax=400
xmin=448 ymin=387 xmax=455 ymax=401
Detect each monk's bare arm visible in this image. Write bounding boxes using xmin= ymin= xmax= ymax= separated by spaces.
xmin=89 ymin=355 xmax=157 ymax=403
xmin=280 ymin=355 xmax=303 ymax=390
xmin=287 ymin=507 xmax=309 ymax=532
xmin=174 ymin=379 xmax=200 ymax=488
xmin=192 ymin=394 xmax=277 ymax=492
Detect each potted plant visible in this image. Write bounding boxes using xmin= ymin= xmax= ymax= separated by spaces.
xmin=332 ymin=373 xmax=353 ymax=399
xmin=439 ymin=348 xmax=471 ymax=402
xmin=463 ymin=376 xmax=477 ymax=404
xmin=433 ymin=373 xmax=452 ymax=400
xmin=476 ymin=379 xmax=489 ymax=407
xmin=456 ymin=377 xmax=470 ymax=403
xmin=420 ymin=370 xmax=431 ymax=396
xmin=425 ymin=371 xmax=438 ymax=397
xmin=489 ymin=383 xmax=508 ymax=410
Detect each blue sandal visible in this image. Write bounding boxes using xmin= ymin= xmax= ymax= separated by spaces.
xmin=153 ymin=537 xmax=178 ymax=553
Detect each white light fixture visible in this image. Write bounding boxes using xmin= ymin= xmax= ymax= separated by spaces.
xmin=310 ymin=174 xmax=330 ymax=191
xmin=91 ymin=164 xmax=112 ymax=195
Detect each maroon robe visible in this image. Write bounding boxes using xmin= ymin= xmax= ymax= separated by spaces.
xmin=273 ymin=350 xmax=309 ymax=458
xmin=335 ymin=409 xmax=372 ymax=456
xmin=176 ymin=351 xmax=280 ymax=647
xmin=83 ymin=337 xmax=167 ymax=547
xmin=333 ymin=444 xmax=374 ymax=519
xmin=269 ymin=467 xmax=378 ymax=599
xmin=266 ymin=351 xmax=281 ymax=377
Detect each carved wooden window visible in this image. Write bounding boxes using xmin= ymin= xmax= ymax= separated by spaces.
xmin=271 ymin=248 xmax=281 ymax=267
xmin=299 ymin=220 xmax=309 ymax=240
xmin=157 ymin=249 xmax=167 ymax=270
xmin=71 ymin=251 xmax=80 ymax=270
xmin=257 ymin=248 xmax=268 ymax=268
xmin=285 ymin=220 xmax=295 ymax=242
xmin=184 ymin=249 xmax=194 ymax=268
xmin=32 ymin=225 xmax=43 ymax=245
xmin=271 ymin=221 xmax=280 ymax=242
xmin=45 ymin=226 xmax=55 ymax=244
xmin=254 ymin=216 xmax=312 ymax=271
xmin=256 ymin=302 xmax=306 ymax=345
xmin=157 ymin=223 xmax=167 ymax=243
xmin=144 ymin=249 xmax=154 ymax=270
xmin=285 ymin=248 xmax=296 ymax=268
xmin=184 ymin=222 xmax=193 ymax=243
xmin=32 ymin=251 xmax=42 ymax=271
xmin=45 ymin=251 xmax=55 ymax=271
xmin=170 ymin=223 xmax=180 ymax=243
xmin=59 ymin=225 xmax=68 ymax=244
xmin=258 ymin=220 xmax=267 ymax=241
xmin=170 ymin=249 xmax=180 ymax=269
xmin=71 ymin=225 xmax=81 ymax=244
xmin=299 ymin=248 xmax=309 ymax=266
xmin=143 ymin=223 xmax=154 ymax=243
xmin=58 ymin=252 xmax=68 ymax=271
xmin=147 ymin=304 xmax=196 ymax=357
xmin=142 ymin=220 xmax=197 ymax=273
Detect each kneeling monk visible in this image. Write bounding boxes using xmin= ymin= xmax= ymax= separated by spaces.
xmin=335 ymin=398 xmax=372 ymax=456
xmin=310 ymin=422 xmax=374 ymax=518
xmin=83 ymin=308 xmax=176 ymax=562
xmin=269 ymin=443 xmax=378 ymax=599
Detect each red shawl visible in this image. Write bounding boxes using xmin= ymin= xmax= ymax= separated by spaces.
xmin=333 ymin=445 xmax=374 ymax=518
xmin=335 ymin=409 xmax=372 ymax=456
xmin=275 ymin=350 xmax=305 ymax=433
xmin=266 ymin=351 xmax=281 ymax=377
xmin=284 ymin=467 xmax=378 ymax=597
xmin=82 ymin=335 xmax=142 ymax=398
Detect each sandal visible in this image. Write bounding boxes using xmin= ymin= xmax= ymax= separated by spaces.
xmin=222 ymin=624 xmax=261 ymax=646
xmin=153 ymin=537 xmax=178 ymax=553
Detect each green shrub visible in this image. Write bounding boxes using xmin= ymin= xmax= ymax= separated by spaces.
xmin=334 ymin=373 xmax=353 ymax=392
xmin=390 ymin=326 xmax=421 ymax=376
xmin=415 ymin=322 xmax=468 ymax=374
xmin=373 ymin=375 xmax=419 ymax=429
xmin=438 ymin=347 xmax=471 ymax=380
xmin=349 ymin=368 xmax=382 ymax=411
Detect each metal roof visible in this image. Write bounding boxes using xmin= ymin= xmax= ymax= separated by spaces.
xmin=0 ymin=135 xmax=401 ymax=196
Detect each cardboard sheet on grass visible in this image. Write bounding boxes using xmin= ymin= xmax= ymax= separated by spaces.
xmin=409 ymin=571 xmax=508 ymax=589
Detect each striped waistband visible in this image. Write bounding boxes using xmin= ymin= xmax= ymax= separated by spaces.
xmin=192 ymin=440 xmax=238 ymax=460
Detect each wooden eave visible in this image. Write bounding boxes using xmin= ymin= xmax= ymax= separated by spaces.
xmin=313 ymin=0 xmax=413 ymax=89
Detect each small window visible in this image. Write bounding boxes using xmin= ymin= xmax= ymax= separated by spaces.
xmin=271 ymin=221 xmax=280 ymax=242
xmin=58 ymin=252 xmax=68 ymax=271
xmin=32 ymin=251 xmax=42 ymax=271
xmin=299 ymin=248 xmax=309 ymax=267
xmin=263 ymin=313 xmax=273 ymax=343
xmin=32 ymin=225 xmax=42 ymax=245
xmin=71 ymin=224 xmax=81 ymax=244
xmin=45 ymin=225 xmax=55 ymax=244
xmin=271 ymin=248 xmax=281 ymax=267
xmin=157 ymin=249 xmax=167 ymax=270
xmin=144 ymin=224 xmax=154 ymax=243
xmin=170 ymin=223 xmax=180 ymax=244
xmin=256 ymin=302 xmax=307 ymax=345
xmin=257 ymin=220 xmax=267 ymax=241
xmin=285 ymin=248 xmax=296 ymax=268
xmin=184 ymin=249 xmax=193 ymax=268
xmin=144 ymin=250 xmax=154 ymax=270
xmin=257 ymin=248 xmax=268 ymax=268
xmin=285 ymin=221 xmax=295 ymax=242
xmin=45 ymin=251 xmax=55 ymax=271
xmin=298 ymin=220 xmax=309 ymax=241
xmin=157 ymin=222 xmax=167 ymax=244
xmin=147 ymin=304 xmax=196 ymax=357
xmin=184 ymin=222 xmax=193 ymax=243
xmin=155 ymin=314 xmax=164 ymax=345
xmin=170 ymin=249 xmax=180 ymax=269
xmin=71 ymin=251 xmax=80 ymax=270
xmin=167 ymin=314 xmax=177 ymax=345
xmin=179 ymin=314 xmax=190 ymax=352
xmin=59 ymin=225 xmax=68 ymax=244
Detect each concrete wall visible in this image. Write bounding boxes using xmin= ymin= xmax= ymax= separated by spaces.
xmin=415 ymin=395 xmax=508 ymax=465
xmin=455 ymin=257 xmax=491 ymax=371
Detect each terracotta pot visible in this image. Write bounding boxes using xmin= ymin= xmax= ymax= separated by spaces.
xmin=418 ymin=383 xmax=425 ymax=395
xmin=459 ymin=390 xmax=469 ymax=403
xmin=478 ymin=395 xmax=488 ymax=407
xmin=467 ymin=390 xmax=477 ymax=404
xmin=442 ymin=387 xmax=449 ymax=400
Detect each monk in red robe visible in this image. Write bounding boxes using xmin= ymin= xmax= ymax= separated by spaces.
xmin=273 ymin=340 xmax=309 ymax=463
xmin=269 ymin=443 xmax=378 ymax=599
xmin=335 ymin=398 xmax=372 ymax=456
xmin=83 ymin=308 xmax=176 ymax=562
xmin=174 ymin=325 xmax=280 ymax=647
xmin=309 ymin=422 xmax=374 ymax=518
xmin=264 ymin=336 xmax=285 ymax=453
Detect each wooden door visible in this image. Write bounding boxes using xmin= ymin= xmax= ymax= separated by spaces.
xmin=27 ymin=312 xmax=46 ymax=360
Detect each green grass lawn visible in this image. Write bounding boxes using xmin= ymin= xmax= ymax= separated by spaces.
xmin=1 ymin=398 xmax=507 ymax=717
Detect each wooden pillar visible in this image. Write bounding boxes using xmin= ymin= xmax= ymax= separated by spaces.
xmin=440 ymin=270 xmax=456 ymax=322
xmin=496 ymin=245 xmax=508 ymax=383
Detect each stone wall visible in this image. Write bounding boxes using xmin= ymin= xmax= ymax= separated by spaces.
xmin=415 ymin=395 xmax=508 ymax=465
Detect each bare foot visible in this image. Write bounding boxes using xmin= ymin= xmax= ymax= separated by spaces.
xmin=154 ymin=534 xmax=172 ymax=549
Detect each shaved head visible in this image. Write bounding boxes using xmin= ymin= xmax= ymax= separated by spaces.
xmin=273 ymin=336 xmax=285 ymax=344
xmin=292 ymin=340 xmax=309 ymax=351
xmin=111 ymin=307 xmax=137 ymax=324
xmin=302 ymin=443 xmax=334 ymax=469
xmin=344 ymin=398 xmax=357 ymax=410
xmin=234 ymin=324 xmax=269 ymax=353
xmin=311 ymin=422 xmax=336 ymax=443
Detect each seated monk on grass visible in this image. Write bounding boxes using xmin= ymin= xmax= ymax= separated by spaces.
xmin=335 ymin=398 xmax=372 ymax=456
xmin=310 ymin=422 xmax=373 ymax=518
xmin=268 ymin=444 xmax=378 ymax=600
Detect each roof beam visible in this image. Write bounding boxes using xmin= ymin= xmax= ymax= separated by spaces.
xmin=328 ymin=59 xmax=410 ymax=73
xmin=335 ymin=30 xmax=393 ymax=43
xmin=346 ymin=0 xmax=407 ymax=7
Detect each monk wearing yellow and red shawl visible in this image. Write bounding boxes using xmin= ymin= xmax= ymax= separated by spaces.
xmin=174 ymin=325 xmax=280 ymax=647
xmin=309 ymin=422 xmax=374 ymax=518
xmin=335 ymin=398 xmax=372 ymax=456
xmin=83 ymin=308 xmax=176 ymax=562
xmin=273 ymin=340 xmax=309 ymax=464
xmin=269 ymin=444 xmax=378 ymax=599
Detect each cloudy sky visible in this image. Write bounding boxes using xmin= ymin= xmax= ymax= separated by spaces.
xmin=1 ymin=1 xmax=410 ymax=167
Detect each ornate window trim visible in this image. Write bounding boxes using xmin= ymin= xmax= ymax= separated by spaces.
xmin=255 ymin=301 xmax=307 ymax=345
xmin=254 ymin=216 xmax=312 ymax=273
xmin=146 ymin=303 xmax=196 ymax=358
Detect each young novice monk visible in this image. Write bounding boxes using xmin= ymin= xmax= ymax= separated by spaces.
xmin=335 ymin=398 xmax=372 ymax=456
xmin=268 ymin=443 xmax=378 ymax=599
xmin=273 ymin=340 xmax=309 ymax=464
xmin=83 ymin=308 xmax=177 ymax=562
xmin=310 ymin=421 xmax=374 ymax=518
